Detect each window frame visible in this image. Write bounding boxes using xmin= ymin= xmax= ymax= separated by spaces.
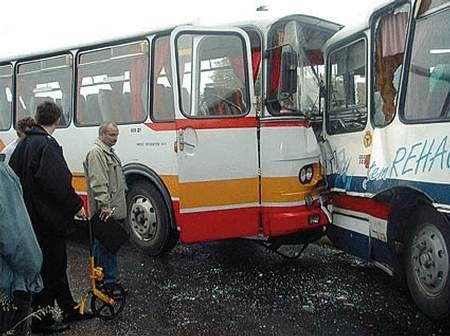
xmin=174 ymin=30 xmax=251 ymax=119
xmin=15 ymin=53 xmax=74 ymax=129
xmin=75 ymin=38 xmax=150 ymax=127
xmin=398 ymin=2 xmax=450 ymax=125
xmin=325 ymin=35 xmax=368 ymax=135
xmin=0 ymin=63 xmax=13 ymax=131
xmin=150 ymin=34 xmax=176 ymax=123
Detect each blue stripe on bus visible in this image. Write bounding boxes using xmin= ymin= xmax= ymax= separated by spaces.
xmin=327 ymin=174 xmax=450 ymax=204
xmin=370 ymin=238 xmax=393 ymax=267
xmin=327 ymin=224 xmax=369 ymax=260
xmin=328 ymin=223 xmax=394 ymax=268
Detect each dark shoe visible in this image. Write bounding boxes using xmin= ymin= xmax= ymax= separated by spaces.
xmin=62 ymin=308 xmax=94 ymax=323
xmin=31 ymin=321 xmax=70 ymax=334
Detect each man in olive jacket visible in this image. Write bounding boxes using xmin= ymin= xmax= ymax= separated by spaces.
xmin=84 ymin=122 xmax=127 ymax=286
xmin=9 ymin=101 xmax=89 ymax=334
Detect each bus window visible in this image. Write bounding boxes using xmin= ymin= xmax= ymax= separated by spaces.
xmin=266 ymin=20 xmax=336 ymax=117
xmin=418 ymin=0 xmax=448 ymax=14
xmin=0 ymin=65 xmax=12 ymax=130
xmin=16 ymin=54 xmax=72 ymax=127
xmin=77 ymin=40 xmax=149 ymax=126
xmin=327 ymin=39 xmax=367 ymax=135
xmin=403 ymin=5 xmax=450 ymax=122
xmin=151 ymin=35 xmax=175 ymax=122
xmin=373 ymin=4 xmax=410 ymax=127
xmin=176 ymin=33 xmax=249 ymax=118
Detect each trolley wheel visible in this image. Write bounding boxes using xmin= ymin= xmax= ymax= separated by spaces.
xmin=127 ymin=181 xmax=172 ymax=256
xmin=405 ymin=205 xmax=449 ymax=320
xmin=90 ymin=283 xmax=126 ymax=320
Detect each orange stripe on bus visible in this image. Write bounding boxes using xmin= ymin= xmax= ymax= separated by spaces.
xmin=71 ymin=173 xmax=180 ymax=198
xmin=261 ymin=176 xmax=322 ymax=203
xmin=0 ymin=139 xmax=6 ymax=152
xmin=160 ymin=175 xmax=180 ymax=198
xmin=72 ymin=173 xmax=87 ymax=193
xmin=179 ymin=177 xmax=259 ymax=208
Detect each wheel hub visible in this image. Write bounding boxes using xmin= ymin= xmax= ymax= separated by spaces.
xmin=130 ymin=196 xmax=157 ymax=242
xmin=411 ymin=224 xmax=448 ymax=295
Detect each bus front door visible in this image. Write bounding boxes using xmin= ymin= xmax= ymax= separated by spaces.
xmin=170 ymin=27 xmax=260 ymax=243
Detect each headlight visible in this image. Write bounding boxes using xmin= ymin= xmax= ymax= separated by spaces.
xmin=299 ymin=164 xmax=314 ymax=184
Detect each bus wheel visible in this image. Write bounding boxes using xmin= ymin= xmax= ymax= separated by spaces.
xmin=127 ymin=181 xmax=171 ymax=256
xmin=405 ymin=206 xmax=449 ymax=320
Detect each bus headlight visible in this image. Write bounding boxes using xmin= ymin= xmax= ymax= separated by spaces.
xmin=299 ymin=165 xmax=313 ymax=184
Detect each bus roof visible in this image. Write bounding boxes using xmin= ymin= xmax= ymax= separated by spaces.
xmin=0 ymin=22 xmax=188 ymax=64
xmin=322 ymin=0 xmax=410 ymax=51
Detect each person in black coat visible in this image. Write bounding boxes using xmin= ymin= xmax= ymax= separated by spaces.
xmin=9 ymin=101 xmax=92 ymax=334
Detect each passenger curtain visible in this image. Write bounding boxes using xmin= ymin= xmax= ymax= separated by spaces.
xmin=130 ymin=58 xmax=145 ymax=121
xmin=269 ymin=47 xmax=281 ymax=93
xmin=251 ymin=50 xmax=261 ymax=83
xmin=380 ymin=12 xmax=408 ymax=57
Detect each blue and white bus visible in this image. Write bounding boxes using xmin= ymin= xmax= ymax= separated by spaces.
xmin=320 ymin=0 xmax=449 ymax=319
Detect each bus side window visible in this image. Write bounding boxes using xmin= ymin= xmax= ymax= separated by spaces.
xmin=403 ymin=6 xmax=449 ymax=122
xmin=0 ymin=65 xmax=12 ymax=131
xmin=77 ymin=40 xmax=149 ymax=126
xmin=327 ymin=39 xmax=367 ymax=135
xmin=373 ymin=7 xmax=409 ymax=127
xmin=427 ymin=64 xmax=450 ymax=118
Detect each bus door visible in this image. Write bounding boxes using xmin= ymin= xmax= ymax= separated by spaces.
xmin=169 ymin=27 xmax=260 ymax=243
xmin=322 ymin=35 xmax=373 ymax=259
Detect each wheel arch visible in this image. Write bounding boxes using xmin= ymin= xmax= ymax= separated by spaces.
xmin=123 ymin=163 xmax=177 ymax=230
xmin=373 ymin=185 xmax=448 ymax=280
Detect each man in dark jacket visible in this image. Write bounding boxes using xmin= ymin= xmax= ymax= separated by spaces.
xmin=9 ymin=101 xmax=91 ymax=334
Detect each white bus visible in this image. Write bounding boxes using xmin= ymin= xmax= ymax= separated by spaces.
xmin=320 ymin=0 xmax=449 ymax=319
xmin=0 ymin=16 xmax=340 ymax=257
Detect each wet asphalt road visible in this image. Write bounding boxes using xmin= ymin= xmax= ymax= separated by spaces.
xmin=50 ymin=234 xmax=448 ymax=336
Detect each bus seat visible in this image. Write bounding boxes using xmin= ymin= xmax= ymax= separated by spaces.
xmin=181 ymin=88 xmax=191 ymax=115
xmin=163 ymin=87 xmax=175 ymax=119
xmin=227 ymin=89 xmax=245 ymax=114
xmin=428 ymin=64 xmax=450 ymax=118
xmin=203 ymin=87 xmax=226 ymax=115
xmin=121 ymin=92 xmax=131 ymax=122
xmin=98 ymin=89 xmax=113 ymax=121
xmin=153 ymin=84 xmax=170 ymax=120
xmin=86 ymin=94 xmax=101 ymax=124
xmin=77 ymin=95 xmax=86 ymax=123
xmin=0 ymin=99 xmax=10 ymax=129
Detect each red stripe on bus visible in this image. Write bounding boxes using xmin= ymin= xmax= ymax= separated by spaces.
xmin=171 ymin=199 xmax=329 ymax=243
xmin=260 ymin=120 xmax=310 ymax=128
xmin=261 ymin=201 xmax=328 ymax=236
xmin=145 ymin=117 xmax=257 ymax=131
xmin=176 ymin=207 xmax=260 ymax=243
xmin=332 ymin=194 xmax=390 ymax=220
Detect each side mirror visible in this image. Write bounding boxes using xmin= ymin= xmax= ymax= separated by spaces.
xmin=280 ymin=45 xmax=298 ymax=95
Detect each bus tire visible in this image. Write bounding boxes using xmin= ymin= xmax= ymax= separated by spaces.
xmin=405 ymin=205 xmax=449 ymax=320
xmin=127 ymin=181 xmax=171 ymax=256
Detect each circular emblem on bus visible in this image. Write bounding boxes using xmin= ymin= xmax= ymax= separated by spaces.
xmin=363 ymin=131 xmax=372 ymax=148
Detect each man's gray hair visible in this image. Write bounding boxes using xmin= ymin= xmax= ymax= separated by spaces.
xmin=98 ymin=122 xmax=118 ymax=136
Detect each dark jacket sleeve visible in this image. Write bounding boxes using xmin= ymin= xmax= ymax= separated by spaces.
xmin=34 ymin=142 xmax=82 ymax=216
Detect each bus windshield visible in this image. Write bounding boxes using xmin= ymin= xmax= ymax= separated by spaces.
xmin=266 ymin=18 xmax=338 ymax=118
